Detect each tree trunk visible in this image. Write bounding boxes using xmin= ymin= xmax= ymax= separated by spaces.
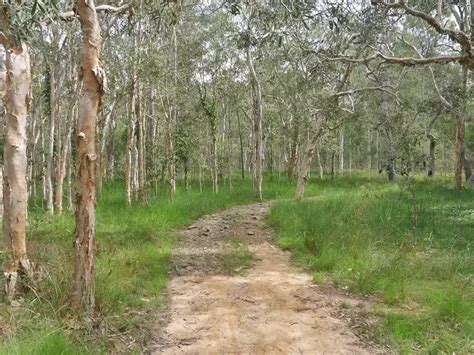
xmin=339 ymin=127 xmax=344 ymax=175
xmin=2 ymin=43 xmax=33 ymax=301
xmin=211 ymin=115 xmax=218 ymax=193
xmin=348 ymin=124 xmax=352 ymax=177
xmin=427 ymin=134 xmax=436 ymax=177
xmin=317 ymin=149 xmax=324 ymax=179
xmin=295 ymin=146 xmax=314 ymax=200
xmin=454 ymin=117 xmax=465 ymax=190
xmin=125 ymin=100 xmax=135 ymax=207
xmin=237 ymin=112 xmax=245 ymax=180
xmin=168 ymin=24 xmax=178 ymax=201
xmin=331 ymin=152 xmax=336 ymax=180
xmin=137 ymin=84 xmax=147 ymax=204
xmin=387 ymin=133 xmax=395 ymax=182
xmin=54 ymin=104 xmax=73 ymax=215
xmin=0 ymin=57 xmax=6 ymax=216
xmin=453 ymin=66 xmax=468 ymax=191
xmin=40 ymin=114 xmax=47 ymax=202
xmin=54 ymin=133 xmax=69 ymax=215
xmin=287 ymin=116 xmax=299 ymax=181
xmin=367 ymin=126 xmax=372 ymax=170
xmin=71 ymin=0 xmax=105 ymax=315
xmin=67 ymin=131 xmax=73 ymax=213
xmin=54 ymin=90 xmax=63 ymax=214
xmin=463 ymin=148 xmax=473 ymax=182
xmin=97 ymin=105 xmax=113 ymax=196
xmin=246 ymin=46 xmax=263 ymax=201
xmin=295 ymin=117 xmax=325 ymax=200
xmin=46 ymin=68 xmax=56 ymax=217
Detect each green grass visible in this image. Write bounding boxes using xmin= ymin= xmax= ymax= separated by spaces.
xmin=2 ymin=328 xmax=82 ymax=355
xmin=270 ymin=175 xmax=474 ymax=353
xmin=3 ymin=173 xmax=470 ymax=353
xmin=0 ymin=176 xmax=300 ymax=353
xmin=223 ymin=237 xmax=254 ymax=274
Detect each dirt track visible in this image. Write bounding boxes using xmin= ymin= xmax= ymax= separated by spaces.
xmin=149 ymin=203 xmax=383 ymax=354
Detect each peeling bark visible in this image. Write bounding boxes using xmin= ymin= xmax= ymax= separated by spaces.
xmin=2 ymin=44 xmax=33 ymax=300
xmin=71 ymin=0 xmax=105 ymax=315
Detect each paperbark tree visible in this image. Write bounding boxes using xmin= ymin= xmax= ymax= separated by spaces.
xmin=0 ymin=5 xmax=34 ymax=301
xmin=71 ymin=0 xmax=105 ymax=314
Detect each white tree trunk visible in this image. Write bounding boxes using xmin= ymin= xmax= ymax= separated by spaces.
xmin=46 ymin=69 xmax=55 ymax=216
xmin=246 ymin=46 xmax=263 ymax=201
xmin=2 ymin=43 xmax=33 ymax=300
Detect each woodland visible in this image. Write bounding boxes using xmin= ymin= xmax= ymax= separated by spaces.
xmin=0 ymin=0 xmax=473 ymax=353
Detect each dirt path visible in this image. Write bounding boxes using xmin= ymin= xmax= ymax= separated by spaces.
xmin=149 ymin=203 xmax=383 ymax=354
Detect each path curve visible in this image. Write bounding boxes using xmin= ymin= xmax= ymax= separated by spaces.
xmin=150 ymin=203 xmax=382 ymax=354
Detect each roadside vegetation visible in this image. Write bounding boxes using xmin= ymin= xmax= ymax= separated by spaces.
xmin=1 ymin=174 xmax=472 ymax=353
xmin=270 ymin=175 xmax=474 ymax=353
xmin=0 ymin=177 xmax=313 ymax=353
xmin=0 ymin=180 xmax=257 ymax=353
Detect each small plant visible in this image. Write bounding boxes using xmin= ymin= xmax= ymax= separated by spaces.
xmin=223 ymin=237 xmax=254 ymax=275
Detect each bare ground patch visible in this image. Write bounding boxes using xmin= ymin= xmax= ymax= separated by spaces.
xmin=148 ymin=203 xmax=388 ymax=354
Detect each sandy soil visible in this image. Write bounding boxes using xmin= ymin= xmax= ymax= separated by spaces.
xmin=149 ymin=203 xmax=386 ymax=354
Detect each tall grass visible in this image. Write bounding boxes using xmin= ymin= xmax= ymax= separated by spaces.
xmin=3 ymin=173 xmax=469 ymax=353
xmin=270 ymin=176 xmax=474 ymax=353
xmin=1 ymin=177 xmax=296 ymax=353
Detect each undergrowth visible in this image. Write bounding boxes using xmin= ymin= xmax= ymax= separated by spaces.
xmin=270 ymin=175 xmax=474 ymax=353
xmin=3 ymin=173 xmax=470 ymax=353
xmin=0 ymin=177 xmax=299 ymax=354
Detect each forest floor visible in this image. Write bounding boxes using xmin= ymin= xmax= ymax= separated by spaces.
xmin=148 ymin=202 xmax=386 ymax=354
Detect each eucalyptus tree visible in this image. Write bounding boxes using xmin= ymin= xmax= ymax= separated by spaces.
xmin=335 ymin=0 xmax=474 ymax=189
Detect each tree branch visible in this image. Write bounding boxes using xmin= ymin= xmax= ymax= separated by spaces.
xmin=60 ymin=3 xmax=132 ymax=21
xmin=332 ymin=85 xmax=401 ymax=103
xmin=372 ymin=0 xmax=471 ymax=54
xmin=327 ymin=53 xmax=464 ymax=66
xmin=400 ymin=38 xmax=453 ymax=109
